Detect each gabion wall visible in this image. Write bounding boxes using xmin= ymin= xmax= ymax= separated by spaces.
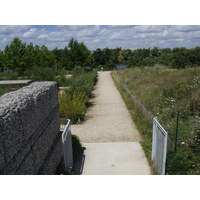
xmin=0 ymin=82 xmax=63 ymax=175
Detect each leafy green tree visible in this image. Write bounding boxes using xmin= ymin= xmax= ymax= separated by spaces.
xmin=23 ymin=43 xmax=36 ymax=69
xmin=171 ymin=51 xmax=189 ymax=68
xmin=68 ymin=38 xmax=92 ymax=69
xmin=4 ymin=37 xmax=27 ymax=73
xmin=117 ymin=50 xmax=124 ymax=63
xmin=187 ymin=47 xmax=200 ymax=66
xmin=0 ymin=51 xmax=5 ymax=71
xmin=93 ymin=48 xmax=105 ymax=66
xmin=37 ymin=45 xmax=55 ymax=68
xmin=151 ymin=47 xmax=160 ymax=57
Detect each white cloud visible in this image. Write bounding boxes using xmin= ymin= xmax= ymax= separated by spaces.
xmin=1 ymin=25 xmax=200 ymax=50
xmin=110 ymin=32 xmax=122 ymax=40
xmin=23 ymin=28 xmax=38 ymax=38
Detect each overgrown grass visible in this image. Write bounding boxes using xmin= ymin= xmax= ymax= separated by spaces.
xmin=72 ymin=134 xmax=86 ymax=160
xmin=111 ymin=66 xmax=200 ymax=175
xmin=55 ymin=74 xmax=71 ymax=87
xmin=69 ymin=69 xmax=97 ymax=99
xmin=0 ymin=84 xmax=25 ymax=96
xmin=24 ymin=66 xmax=56 ymax=81
xmin=59 ymin=91 xmax=87 ymax=122
xmin=0 ymin=71 xmax=19 ymax=80
xmin=59 ymin=69 xmax=98 ymax=123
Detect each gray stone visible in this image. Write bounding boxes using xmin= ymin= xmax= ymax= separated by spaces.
xmin=0 ymin=81 xmax=62 ymax=175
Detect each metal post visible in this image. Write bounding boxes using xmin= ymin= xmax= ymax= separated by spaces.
xmin=174 ymin=110 xmax=180 ymax=152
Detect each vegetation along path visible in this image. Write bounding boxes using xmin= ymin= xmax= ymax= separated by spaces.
xmin=72 ymin=71 xmax=151 ymax=175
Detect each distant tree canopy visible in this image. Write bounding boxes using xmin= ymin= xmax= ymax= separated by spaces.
xmin=0 ymin=37 xmax=200 ymax=73
xmin=67 ymin=38 xmax=93 ymax=69
xmin=126 ymin=47 xmax=200 ymax=68
xmin=0 ymin=38 xmax=56 ymax=73
xmin=0 ymin=38 xmax=94 ymax=74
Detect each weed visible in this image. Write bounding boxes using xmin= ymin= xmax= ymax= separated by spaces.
xmin=111 ymin=66 xmax=200 ymax=175
xmin=166 ymin=149 xmax=197 ymax=175
xmin=58 ymin=68 xmax=97 ymax=123
xmin=24 ymin=66 xmax=55 ymax=81
xmin=59 ymin=90 xmax=87 ymax=121
xmin=72 ymin=134 xmax=86 ymax=159
xmin=0 ymin=71 xmax=19 ymax=80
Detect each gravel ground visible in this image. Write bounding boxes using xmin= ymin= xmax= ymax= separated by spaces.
xmin=71 ymin=71 xmax=141 ymax=143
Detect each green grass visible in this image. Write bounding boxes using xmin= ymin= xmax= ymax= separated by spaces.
xmin=59 ymin=90 xmax=87 ymax=122
xmin=0 ymin=72 xmax=19 ymax=80
xmin=0 ymin=84 xmax=25 ymax=96
xmin=111 ymin=66 xmax=200 ymax=175
xmin=59 ymin=69 xmax=98 ymax=123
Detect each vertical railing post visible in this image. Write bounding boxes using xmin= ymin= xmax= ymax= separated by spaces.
xmin=174 ymin=110 xmax=180 ymax=152
xmin=152 ymin=117 xmax=168 ymax=175
xmin=62 ymin=119 xmax=73 ymax=172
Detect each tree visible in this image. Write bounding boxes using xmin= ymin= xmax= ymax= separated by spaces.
xmin=38 ymin=45 xmax=55 ymax=68
xmin=4 ymin=37 xmax=27 ymax=72
xmin=0 ymin=51 xmax=5 ymax=71
xmin=23 ymin=43 xmax=36 ymax=69
xmin=67 ymin=38 xmax=92 ymax=69
xmin=117 ymin=50 xmax=124 ymax=64
xmin=171 ymin=51 xmax=189 ymax=68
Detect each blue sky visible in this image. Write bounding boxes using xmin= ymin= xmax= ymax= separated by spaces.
xmin=1 ymin=25 xmax=200 ymax=50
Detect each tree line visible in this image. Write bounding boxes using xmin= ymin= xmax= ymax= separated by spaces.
xmin=0 ymin=37 xmax=200 ymax=74
xmin=0 ymin=37 xmax=93 ymax=74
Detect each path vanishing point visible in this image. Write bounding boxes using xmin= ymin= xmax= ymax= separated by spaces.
xmin=72 ymin=71 xmax=151 ymax=175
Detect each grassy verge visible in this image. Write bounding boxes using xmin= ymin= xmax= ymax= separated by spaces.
xmin=111 ymin=66 xmax=200 ymax=175
xmin=72 ymin=134 xmax=86 ymax=160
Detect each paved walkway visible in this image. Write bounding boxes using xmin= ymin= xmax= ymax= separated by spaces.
xmin=72 ymin=71 xmax=151 ymax=175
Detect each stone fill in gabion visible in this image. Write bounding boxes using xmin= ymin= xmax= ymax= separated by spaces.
xmin=0 ymin=82 xmax=62 ymax=175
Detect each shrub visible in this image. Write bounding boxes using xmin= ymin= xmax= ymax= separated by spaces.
xmin=0 ymin=84 xmax=24 ymax=96
xmin=0 ymin=71 xmax=19 ymax=80
xmin=25 ymin=66 xmax=55 ymax=81
xmin=55 ymin=74 xmax=71 ymax=87
xmin=59 ymin=90 xmax=86 ymax=121
xmin=0 ymin=86 xmax=6 ymax=96
xmin=69 ymin=70 xmax=97 ymax=98
xmin=72 ymin=134 xmax=86 ymax=159
xmin=58 ymin=69 xmax=97 ymax=123
xmin=166 ymin=150 xmax=195 ymax=175
xmin=72 ymin=66 xmax=84 ymax=76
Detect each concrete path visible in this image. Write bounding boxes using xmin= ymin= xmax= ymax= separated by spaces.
xmin=82 ymin=142 xmax=150 ymax=175
xmin=72 ymin=71 xmax=151 ymax=175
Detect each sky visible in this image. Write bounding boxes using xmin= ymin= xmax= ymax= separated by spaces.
xmin=1 ymin=25 xmax=200 ymax=50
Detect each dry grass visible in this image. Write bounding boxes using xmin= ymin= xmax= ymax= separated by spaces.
xmin=59 ymin=91 xmax=86 ymax=121
xmin=112 ymin=66 xmax=200 ymax=174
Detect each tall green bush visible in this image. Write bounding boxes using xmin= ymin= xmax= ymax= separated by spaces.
xmin=59 ymin=91 xmax=86 ymax=121
xmin=59 ymin=69 xmax=97 ymax=122
xmin=25 ymin=66 xmax=55 ymax=81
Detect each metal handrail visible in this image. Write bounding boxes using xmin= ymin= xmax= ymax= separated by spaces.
xmin=62 ymin=119 xmax=73 ymax=172
xmin=152 ymin=117 xmax=168 ymax=175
